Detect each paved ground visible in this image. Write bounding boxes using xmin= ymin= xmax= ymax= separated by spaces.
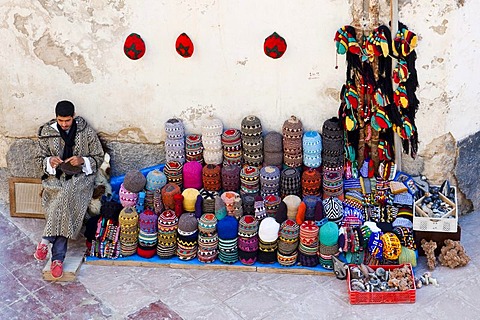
xmin=0 ymin=202 xmax=478 ymax=320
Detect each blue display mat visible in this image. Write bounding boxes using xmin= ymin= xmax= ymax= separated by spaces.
xmin=85 ymin=254 xmax=335 ymax=275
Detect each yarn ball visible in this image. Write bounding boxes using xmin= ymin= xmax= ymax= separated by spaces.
xmin=123 ymin=170 xmax=146 ymax=193
xmin=319 ymin=221 xmax=339 ymax=246
xmin=217 ymin=216 xmax=239 ymax=240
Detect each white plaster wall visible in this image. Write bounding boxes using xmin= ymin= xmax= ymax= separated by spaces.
xmin=0 ymin=0 xmax=478 ymax=153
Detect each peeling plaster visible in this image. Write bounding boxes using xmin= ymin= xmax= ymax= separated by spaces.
xmin=116 ymin=128 xmax=147 ymax=143
xmin=178 ymin=105 xmax=216 ymax=128
xmin=430 ymin=19 xmax=448 ymax=35
xmin=13 ymin=13 xmax=30 ymax=36
xmin=33 ymin=32 xmax=94 ymax=84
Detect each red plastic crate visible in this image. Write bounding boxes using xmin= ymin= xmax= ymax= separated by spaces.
xmin=347 ymin=264 xmax=416 ymax=304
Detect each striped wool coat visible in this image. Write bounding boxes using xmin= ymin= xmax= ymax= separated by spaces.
xmin=36 ymin=116 xmax=104 ymax=239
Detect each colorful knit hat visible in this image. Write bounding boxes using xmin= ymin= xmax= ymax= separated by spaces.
xmin=164 ymin=118 xmax=185 ymax=140
xmin=217 ymin=215 xmax=239 ymax=240
xmin=124 ymin=33 xmax=146 ymax=60
xmin=319 ymin=221 xmax=339 ymax=246
xmin=164 ymin=161 xmax=184 ymax=188
xmin=221 ymin=164 xmax=241 ymax=191
xmin=119 ymin=183 xmax=138 ymax=208
xmin=185 ymin=134 xmax=204 ymax=164
xmin=254 ymin=195 xmax=267 ymax=221
xmin=145 ymin=169 xmax=167 ymax=192
xmin=215 ymin=195 xmax=227 ymax=220
xmin=182 ymin=161 xmax=203 ymax=190
xmin=178 ymin=212 xmax=198 ymax=236
xmin=161 ymin=182 xmax=181 ymax=210
xmin=182 ymin=188 xmax=200 ymax=212
xmin=123 ymin=170 xmax=146 ymax=193
xmin=381 ymin=232 xmax=402 ymax=260
xmin=264 ymin=32 xmax=287 ymax=59
xmin=176 ymin=33 xmax=194 ymax=58
xmin=202 ymin=164 xmax=222 ymax=192
xmin=258 ymin=217 xmax=280 ymax=242
xmin=322 ymin=196 xmax=343 ymax=224
xmin=201 ymin=116 xmax=223 ymax=137
xmin=283 ymin=195 xmax=302 ymax=220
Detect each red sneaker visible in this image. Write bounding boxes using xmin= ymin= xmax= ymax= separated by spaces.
xmin=34 ymin=243 xmax=48 ymax=261
xmin=50 ymin=260 xmax=63 ymax=279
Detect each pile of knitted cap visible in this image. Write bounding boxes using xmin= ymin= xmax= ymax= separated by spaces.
xmin=161 ymin=182 xmax=181 ymax=210
xmin=202 ymin=116 xmax=223 ymax=165
xmin=156 ymin=209 xmax=178 ymax=259
xmin=176 ymin=212 xmax=198 ymax=260
xmin=318 ymin=221 xmax=340 ymax=269
xmin=221 ymin=129 xmax=243 ymax=166
xmin=240 ymin=165 xmax=260 ymax=195
xmin=119 ymin=207 xmax=139 ymax=257
xmin=253 ymin=196 xmax=267 ymax=221
xmin=263 ymin=131 xmax=283 ymax=168
xmin=302 ymin=131 xmax=322 ymax=168
xmin=241 ymin=115 xmax=264 ymax=167
xmin=241 ymin=194 xmax=256 ymax=216
xmin=197 ymin=213 xmax=219 ymax=263
xmin=165 ymin=118 xmax=186 ymax=164
xmin=119 ymin=170 xmax=146 ymax=207
xmin=282 ymin=116 xmax=303 ymax=168
xmin=145 ymin=169 xmax=167 ymax=211
xmin=264 ymin=194 xmax=281 ymax=219
xmin=221 ymin=191 xmax=243 ymax=219
xmin=259 ymin=165 xmax=281 ymax=197
xmin=281 ymin=167 xmax=301 ymax=198
xmin=298 ymin=220 xmax=319 ymax=267
xmin=277 ymin=219 xmax=300 ymax=266
xmin=182 ymin=161 xmax=203 ymax=189
xmin=321 ymin=118 xmax=344 ymax=199
xmin=257 ymin=217 xmax=280 ymax=264
xmin=217 ymin=216 xmax=239 ymax=264
xmin=185 ymin=134 xmax=204 ymax=164
xmin=221 ymin=165 xmax=241 ymax=192
xmin=283 ymin=195 xmax=302 ymax=221
xmin=301 ymin=168 xmax=322 ymax=197
xmin=302 ymin=195 xmax=322 ymax=222
xmin=164 ymin=161 xmax=183 ymax=189
xmin=200 ymin=188 xmax=218 ymax=214
xmin=137 ymin=209 xmax=158 ymax=258
xmin=202 ymin=164 xmax=222 ymax=191
xmin=237 ymin=215 xmax=259 ymax=265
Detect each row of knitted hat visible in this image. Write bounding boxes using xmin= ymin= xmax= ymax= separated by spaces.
xmin=124 ymin=32 xmax=287 ymax=60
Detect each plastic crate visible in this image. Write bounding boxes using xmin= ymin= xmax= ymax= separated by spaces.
xmin=413 ymin=186 xmax=457 ymax=233
xmin=347 ymin=264 xmax=416 ymax=304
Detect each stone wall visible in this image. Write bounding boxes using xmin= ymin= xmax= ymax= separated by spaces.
xmin=1 ymin=1 xmax=479 ymax=212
